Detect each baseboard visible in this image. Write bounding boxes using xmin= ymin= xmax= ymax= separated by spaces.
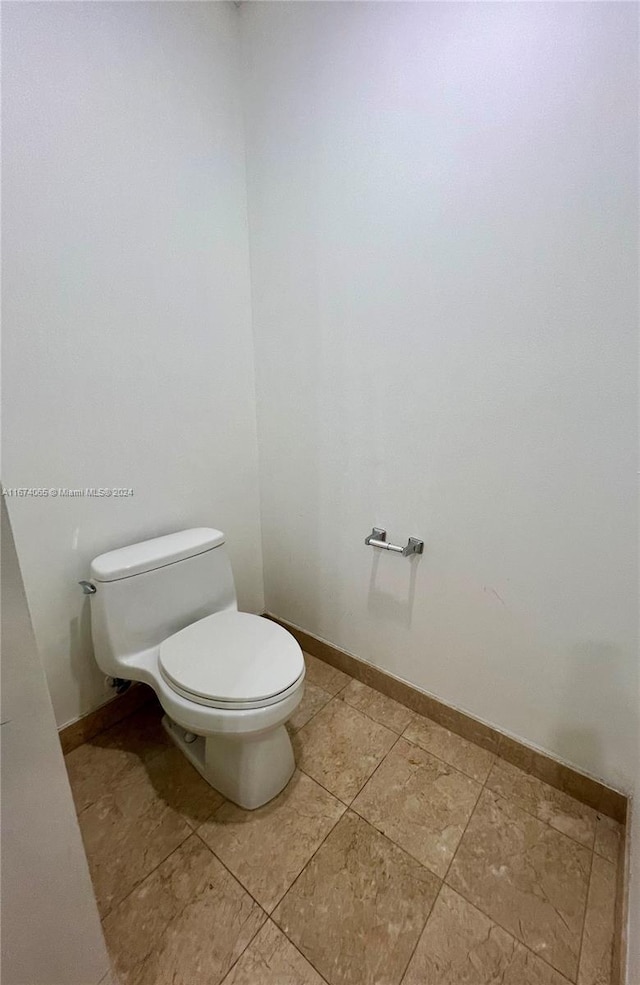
xmin=58 ymin=683 xmax=155 ymax=755
xmin=265 ymin=613 xmax=628 ymax=825
xmin=613 ymin=806 xmax=632 ymax=985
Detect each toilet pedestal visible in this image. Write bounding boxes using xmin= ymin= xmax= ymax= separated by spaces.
xmin=162 ymin=715 xmax=295 ymax=810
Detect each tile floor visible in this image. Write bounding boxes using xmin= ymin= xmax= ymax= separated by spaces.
xmin=65 ymin=652 xmax=622 ymax=985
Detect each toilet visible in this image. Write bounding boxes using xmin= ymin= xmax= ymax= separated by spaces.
xmin=85 ymin=527 xmax=305 ymax=809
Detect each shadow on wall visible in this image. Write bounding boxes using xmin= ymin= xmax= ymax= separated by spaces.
xmin=69 ymin=597 xmax=107 ymax=720
xmin=553 ymin=641 xmax=636 ymax=784
xmin=366 ymin=551 xmax=420 ymax=630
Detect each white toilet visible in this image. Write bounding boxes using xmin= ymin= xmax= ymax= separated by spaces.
xmin=85 ymin=527 xmax=305 ymax=809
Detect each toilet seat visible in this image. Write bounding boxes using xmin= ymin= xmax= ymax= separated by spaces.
xmin=159 ymin=610 xmax=305 ymax=711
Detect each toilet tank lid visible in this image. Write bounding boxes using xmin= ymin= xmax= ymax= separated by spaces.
xmin=90 ymin=528 xmax=225 ymax=582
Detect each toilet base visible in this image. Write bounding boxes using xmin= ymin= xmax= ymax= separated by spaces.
xmin=161 ymin=715 xmax=295 ymax=810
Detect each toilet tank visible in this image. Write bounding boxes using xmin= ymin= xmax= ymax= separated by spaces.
xmin=88 ymin=528 xmax=237 ymax=677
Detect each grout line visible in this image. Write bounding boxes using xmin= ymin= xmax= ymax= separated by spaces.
xmin=298 ymin=678 xmax=596 ymax=895
xmin=192 ymin=841 xmax=269 ymax=985
xmin=193 ymin=829 xmax=270 ymax=916
xmin=347 ymin=803 xmax=442 ymax=880
xmin=269 ymin=812 xmax=350 ymax=924
xmin=439 ymin=774 xmax=485 ymax=887
xmin=292 ymin=688 xmax=400 ymax=807
xmin=274 ymin=927 xmax=332 ymax=984
xmin=99 ymin=827 xmax=194 ymax=926
xmin=303 ymin=652 xmax=351 ymax=696
xmin=293 ymin=627 xmax=629 ymax=822
xmin=190 ymin=832 xmax=298 ymax=983
xmin=576 ymin=845 xmax=596 ymax=984
xmin=195 ymin=795 xmax=346 ymax=918
xmin=435 ymin=879 xmax=578 ymax=985
xmin=269 ymin=804 xmax=440 ymax=985
xmin=306 ymin=663 xmax=607 ymax=852
xmin=344 ymin=735 xmax=474 ymax=879
xmin=307 ymin=666 xmax=498 ymax=788
xmin=340 ymin=696 xmax=415 ymax=738
xmin=289 ymin=630 xmax=503 ymax=755
xmin=221 ymin=909 xmax=333 ymax=985
xmin=398 ymin=880 xmax=445 ymax=985
xmin=593 ymin=845 xmax=619 ymax=863
xmin=306 ymin=657 xmax=493 ymax=789
xmin=288 ymin=688 xmax=334 ymax=736
xmin=398 ymin=724 xmax=599 ymax=856
xmin=397 ymin=715 xmax=599 ymax=855
xmin=591 ymin=818 xmax=623 ymax=865
xmin=398 ymin=724 xmax=496 ymax=785
xmin=488 ymin=755 xmax=601 ymax=821
xmin=345 ymin=730 xmax=403 ymax=806
xmin=315 ymin=777 xmax=351 ymax=813
xmin=333 ymin=678 xmax=352 ymax=697
xmin=479 ymin=781 xmax=597 ymax=855
xmin=305 ymin=683 xmax=396 ymax=740
xmin=196 ymin=793 xmax=231 ymax=828
xmin=440 ymin=767 xmax=587 ymax=985
xmin=291 ymin=759 xmax=352 ymax=810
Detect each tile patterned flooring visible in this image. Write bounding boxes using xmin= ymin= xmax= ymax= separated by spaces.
xmin=65 ymin=653 xmax=621 ymax=985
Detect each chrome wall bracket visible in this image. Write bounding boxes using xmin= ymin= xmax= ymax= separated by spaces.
xmin=365 ymin=528 xmax=424 ymax=557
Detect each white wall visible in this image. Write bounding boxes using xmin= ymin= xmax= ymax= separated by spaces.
xmin=2 ymin=1 xmax=264 ymax=728
xmin=1 ymin=497 xmax=111 ymax=985
xmin=242 ymin=1 xmax=638 ymax=793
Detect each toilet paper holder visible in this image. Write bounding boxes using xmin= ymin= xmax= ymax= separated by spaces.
xmin=365 ymin=528 xmax=424 ymax=557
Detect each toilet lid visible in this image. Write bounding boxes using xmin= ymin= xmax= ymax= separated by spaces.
xmin=158 ymin=611 xmax=304 ymax=706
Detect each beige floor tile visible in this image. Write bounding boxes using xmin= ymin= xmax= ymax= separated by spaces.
xmin=147 ymin=744 xmax=226 ymax=827
xmin=303 ymin=652 xmax=351 ymax=695
xmin=486 ymin=759 xmax=597 ymax=848
xmin=339 ymin=679 xmax=414 ymax=734
xmin=102 ymin=835 xmax=265 ymax=985
xmin=79 ymin=745 xmax=223 ymax=916
xmin=446 ymin=789 xmax=591 ymax=981
xmin=352 ymin=738 xmax=481 ymax=877
xmin=294 ymin=699 xmax=396 ymax=802
xmin=198 ymin=770 xmax=345 ymax=912
xmin=98 ymin=970 xmax=119 ymax=985
xmin=578 ymin=854 xmax=616 ymax=985
xmin=403 ymin=885 xmax=572 ymax=985
xmin=504 ymin=949 xmax=575 ymax=985
xmin=64 ymin=704 xmax=171 ymax=814
xmin=273 ymin=812 xmax=439 ymax=985
xmin=594 ymin=815 xmax=622 ymax=864
xmin=287 ymin=681 xmax=333 ymax=733
xmin=221 ymin=920 xmax=327 ymax=985
xmin=403 ymin=716 xmax=495 ymax=783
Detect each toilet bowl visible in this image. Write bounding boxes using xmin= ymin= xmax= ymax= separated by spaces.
xmin=85 ymin=528 xmax=305 ymax=809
